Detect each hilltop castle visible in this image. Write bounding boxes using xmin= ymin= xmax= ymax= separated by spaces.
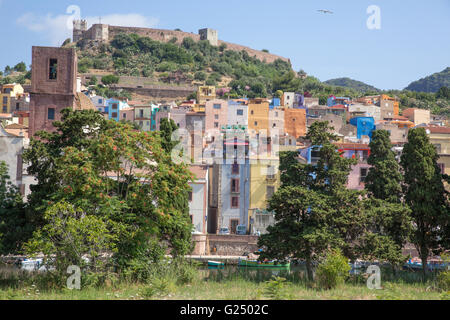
xmin=72 ymin=20 xmax=289 ymax=64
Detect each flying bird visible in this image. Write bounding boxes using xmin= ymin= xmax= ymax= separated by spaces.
xmin=318 ymin=9 xmax=333 ymax=14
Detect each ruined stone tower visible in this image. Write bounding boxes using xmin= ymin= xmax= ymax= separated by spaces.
xmin=29 ymin=46 xmax=93 ymax=137
xmin=198 ymin=28 xmax=218 ymax=46
xmin=73 ymin=19 xmax=87 ymax=42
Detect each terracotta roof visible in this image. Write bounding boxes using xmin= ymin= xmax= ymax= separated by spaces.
xmin=330 ymin=104 xmax=346 ymax=109
xmin=5 ymin=123 xmax=27 ymax=129
xmin=334 ymin=142 xmax=370 ymax=150
xmin=392 ymin=115 xmax=409 ymax=120
xmin=74 ymin=92 xmax=95 ymax=111
xmin=189 ymin=165 xmax=208 ymax=180
xmin=425 ymin=126 xmax=450 ymax=134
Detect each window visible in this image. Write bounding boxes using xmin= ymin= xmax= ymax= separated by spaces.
xmin=139 ymin=110 xmax=144 ymax=117
xmin=438 ymin=163 xmax=445 ymax=174
xmin=267 ymin=165 xmax=275 ymax=179
xmin=213 ymin=104 xmax=221 ymax=109
xmin=48 ymin=108 xmax=55 ymax=120
xmin=98 ymin=108 xmax=102 ymax=112
xmin=232 ymin=163 xmax=239 ymax=175
xmin=139 ymin=121 xmax=143 ymax=127
xmin=112 ymin=112 xmax=118 ymax=118
xmin=2 ymin=106 xmax=6 ymax=113
xmin=360 ymin=168 xmax=368 ymax=183
xmin=434 ymin=144 xmax=441 ymax=153
xmin=251 ymin=110 xmax=254 ymax=115
xmin=214 ymin=114 xmax=219 ymax=120
xmin=123 ymin=113 xmax=126 ymax=119
xmin=188 ymin=191 xmax=193 ymax=202
xmin=49 ymin=58 xmax=57 ymax=80
xmin=3 ymin=96 xmax=7 ymax=104
xmin=98 ymin=99 xmax=103 ymax=104
xmin=237 ymin=109 xmax=243 ymax=116
xmin=275 ymin=111 xmax=278 ymax=117
xmin=267 ymin=186 xmax=275 ymax=200
xmin=214 ymin=122 xmax=219 ymax=128
xmin=16 ymin=102 xmax=20 ymax=110
xmin=231 ymin=197 xmax=239 ymax=208
xmin=254 ymin=121 xmax=258 ymax=126
xmin=112 ymin=103 xmax=118 ymax=110
xmin=231 ymin=179 xmax=240 ymax=193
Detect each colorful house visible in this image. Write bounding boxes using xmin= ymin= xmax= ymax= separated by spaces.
xmin=248 ymin=98 xmax=270 ymax=137
xmin=284 ymin=108 xmax=306 ymax=139
xmin=1 ymin=83 xmax=25 ymax=113
xmin=106 ymin=98 xmax=129 ymax=122
xmin=335 ymin=143 xmax=371 ymax=190
xmin=188 ymin=165 xmax=209 ymax=234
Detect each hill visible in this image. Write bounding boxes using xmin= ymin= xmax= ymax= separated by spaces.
xmin=404 ymin=67 xmax=450 ymax=93
xmin=72 ymin=32 xmax=293 ymax=100
xmin=324 ymin=77 xmax=380 ymax=93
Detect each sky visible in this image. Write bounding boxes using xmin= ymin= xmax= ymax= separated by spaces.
xmin=0 ymin=0 xmax=449 ymax=90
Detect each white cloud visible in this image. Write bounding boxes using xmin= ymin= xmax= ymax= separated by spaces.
xmin=16 ymin=12 xmax=159 ymax=46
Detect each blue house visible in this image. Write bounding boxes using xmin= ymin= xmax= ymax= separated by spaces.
xmin=349 ymin=117 xmax=375 ymax=140
xmin=106 ymin=98 xmax=130 ymax=122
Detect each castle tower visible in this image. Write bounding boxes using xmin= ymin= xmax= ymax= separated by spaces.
xmin=199 ymin=28 xmax=218 ymax=46
xmin=29 ymin=46 xmax=93 ymax=137
xmin=73 ymin=19 xmax=87 ymax=42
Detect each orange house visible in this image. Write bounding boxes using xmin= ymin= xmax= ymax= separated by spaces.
xmin=284 ymin=108 xmax=306 ymax=138
xmin=248 ymin=98 xmax=269 ymax=136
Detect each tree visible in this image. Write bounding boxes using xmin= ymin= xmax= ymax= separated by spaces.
xmin=258 ymin=186 xmax=332 ymax=280
xmin=0 ymin=161 xmax=32 ymax=254
xmin=89 ymin=76 xmax=98 ymax=86
xmin=14 ymin=62 xmax=27 ymax=73
xmin=101 ymin=74 xmax=120 ymax=86
xmin=363 ymin=130 xmax=411 ymax=269
xmin=258 ymin=121 xmax=359 ymax=279
xmin=23 ymin=109 xmax=194 ymax=274
xmin=400 ymin=128 xmax=450 ymax=276
xmin=159 ymin=117 xmax=179 ymax=154
xmin=365 ymin=130 xmax=403 ymax=202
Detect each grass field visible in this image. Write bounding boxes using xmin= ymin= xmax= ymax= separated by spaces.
xmin=0 ymin=266 xmax=447 ymax=300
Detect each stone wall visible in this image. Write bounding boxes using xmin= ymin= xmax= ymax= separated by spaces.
xmin=207 ymin=235 xmax=259 ymax=256
xmin=115 ymin=84 xmax=196 ymax=99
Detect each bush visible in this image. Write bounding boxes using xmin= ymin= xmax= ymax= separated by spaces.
xmin=264 ymin=276 xmax=290 ymax=300
xmin=194 ymin=71 xmax=207 ymax=81
xmin=315 ymin=250 xmax=351 ymax=290
xmin=101 ymin=74 xmax=120 ymax=85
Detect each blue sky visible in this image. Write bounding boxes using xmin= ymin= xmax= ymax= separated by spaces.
xmin=1 ymin=0 xmax=449 ymax=90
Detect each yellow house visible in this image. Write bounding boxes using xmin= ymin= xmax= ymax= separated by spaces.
xmin=248 ymin=98 xmax=270 ymax=137
xmin=197 ymin=86 xmax=216 ymax=104
xmin=248 ymin=154 xmax=280 ymax=231
xmin=426 ymin=126 xmax=450 ymax=190
xmin=1 ymin=83 xmax=24 ymax=113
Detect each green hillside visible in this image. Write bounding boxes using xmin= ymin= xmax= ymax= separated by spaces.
xmin=404 ymin=67 xmax=450 ymax=93
xmin=324 ymin=77 xmax=380 ymax=93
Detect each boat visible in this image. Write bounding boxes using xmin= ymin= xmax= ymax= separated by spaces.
xmin=238 ymin=258 xmax=290 ymax=269
xmin=207 ymin=260 xmax=225 ymax=267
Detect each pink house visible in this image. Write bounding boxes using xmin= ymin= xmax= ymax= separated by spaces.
xmin=335 ymin=143 xmax=372 ymax=190
xmin=205 ymin=99 xmax=228 ymax=132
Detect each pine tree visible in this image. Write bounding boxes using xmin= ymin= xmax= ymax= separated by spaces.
xmin=365 ymin=130 xmax=403 ymax=202
xmin=400 ymin=128 xmax=450 ymax=277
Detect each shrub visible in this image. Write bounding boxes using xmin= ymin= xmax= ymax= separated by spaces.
xmin=101 ymin=74 xmax=120 ymax=86
xmin=194 ymin=71 xmax=207 ymax=81
xmin=315 ymin=250 xmax=351 ymax=290
xmin=264 ymin=276 xmax=289 ymax=300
